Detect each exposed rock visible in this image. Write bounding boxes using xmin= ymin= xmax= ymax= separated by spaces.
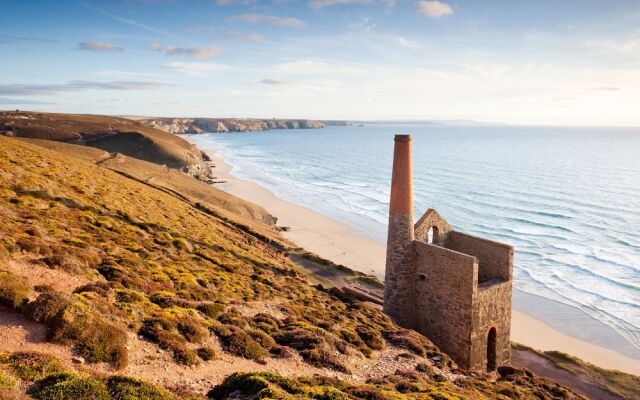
xmin=138 ymin=118 xmax=325 ymax=134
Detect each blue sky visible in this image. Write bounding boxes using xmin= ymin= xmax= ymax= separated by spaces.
xmin=1 ymin=0 xmax=639 ymax=125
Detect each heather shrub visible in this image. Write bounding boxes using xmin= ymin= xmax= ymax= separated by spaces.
xmin=106 ymin=375 xmax=174 ymax=400
xmin=196 ymin=347 xmax=216 ymax=361
xmin=299 ymin=348 xmax=350 ymax=374
xmin=26 ymin=293 xmax=128 ymax=369
xmin=0 ymin=369 xmax=16 ymax=390
xmin=177 ymin=318 xmax=208 ymax=343
xmin=0 ymin=352 xmax=63 ymax=382
xmin=0 ymin=270 xmax=31 ymax=310
xmin=248 ymin=329 xmax=276 ymax=350
xmin=196 ymin=302 xmax=225 ymax=319
xmin=139 ymin=317 xmax=198 ymax=365
xmin=215 ymin=325 xmax=268 ymax=361
xmin=27 ymin=372 xmax=110 ymax=400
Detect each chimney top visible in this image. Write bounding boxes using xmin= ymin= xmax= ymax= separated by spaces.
xmin=394 ymin=134 xmax=412 ymax=142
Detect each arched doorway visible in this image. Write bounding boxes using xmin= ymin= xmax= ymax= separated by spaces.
xmin=487 ymin=327 xmax=497 ymax=371
xmin=427 ymin=226 xmax=439 ymax=244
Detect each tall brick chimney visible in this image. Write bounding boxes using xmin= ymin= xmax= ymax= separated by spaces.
xmin=383 ymin=134 xmax=416 ymax=327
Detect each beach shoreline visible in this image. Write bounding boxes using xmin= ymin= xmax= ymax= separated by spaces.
xmin=204 ymin=148 xmax=639 ymax=375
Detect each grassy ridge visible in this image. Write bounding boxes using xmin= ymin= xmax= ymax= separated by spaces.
xmin=0 ymin=111 xmax=210 ymax=177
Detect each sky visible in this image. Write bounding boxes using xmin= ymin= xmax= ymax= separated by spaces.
xmin=1 ymin=0 xmax=639 ymax=126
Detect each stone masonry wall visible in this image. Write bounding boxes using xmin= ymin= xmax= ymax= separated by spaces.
xmin=414 ymin=209 xmax=453 ymax=244
xmin=383 ymin=213 xmax=416 ymax=328
xmin=470 ymin=280 xmax=513 ymax=370
xmin=413 ymin=241 xmax=477 ymax=368
xmin=447 ymin=231 xmax=513 ymax=282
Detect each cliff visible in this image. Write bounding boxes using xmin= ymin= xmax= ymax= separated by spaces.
xmin=135 ymin=117 xmax=325 ymax=134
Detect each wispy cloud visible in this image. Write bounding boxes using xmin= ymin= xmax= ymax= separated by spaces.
xmin=78 ymin=41 xmax=123 ymax=52
xmin=164 ymin=62 xmax=229 ymax=76
xmin=591 ymin=86 xmax=621 ymax=92
xmin=418 ymin=1 xmax=453 ymax=18
xmin=260 ymin=78 xmax=294 ymax=85
xmin=215 ymin=0 xmax=256 ymax=5
xmin=583 ymin=32 xmax=640 ymax=54
xmin=150 ymin=43 xmax=221 ymax=58
xmin=397 ymin=36 xmax=419 ymax=48
xmin=0 ymin=81 xmax=171 ymax=96
xmin=184 ymin=27 xmax=264 ymax=43
xmin=0 ymin=97 xmax=53 ymax=105
xmin=93 ymin=69 xmax=166 ymax=78
xmin=83 ymin=2 xmax=178 ymax=38
xmin=275 ymin=59 xmax=369 ymax=76
xmin=228 ymin=14 xmax=304 ymax=28
xmin=310 ymin=0 xmax=372 ymax=10
xmin=0 ymin=35 xmax=58 ymax=44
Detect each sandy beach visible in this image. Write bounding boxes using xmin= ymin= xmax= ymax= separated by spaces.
xmin=207 ymin=150 xmax=640 ymax=376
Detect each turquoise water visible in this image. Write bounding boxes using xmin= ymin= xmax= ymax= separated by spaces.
xmin=187 ymin=124 xmax=640 ymax=353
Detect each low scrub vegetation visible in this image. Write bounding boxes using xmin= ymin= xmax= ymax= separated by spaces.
xmin=208 ymin=368 xmax=585 ymax=400
xmin=0 ymin=351 xmax=203 ymax=400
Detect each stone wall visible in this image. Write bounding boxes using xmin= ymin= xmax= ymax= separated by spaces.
xmin=413 ymin=241 xmax=477 ymax=368
xmin=383 ymin=213 xmax=416 ymax=328
xmin=446 ymin=231 xmax=513 ymax=282
xmin=414 ymin=208 xmax=453 ymax=244
xmin=470 ymin=280 xmax=513 ymax=370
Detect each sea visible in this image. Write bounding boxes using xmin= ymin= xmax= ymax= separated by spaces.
xmin=186 ymin=124 xmax=640 ymax=357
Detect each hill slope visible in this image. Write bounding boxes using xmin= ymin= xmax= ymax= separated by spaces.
xmin=0 ymin=111 xmax=213 ymax=181
xmin=0 ymin=136 xmax=586 ymax=399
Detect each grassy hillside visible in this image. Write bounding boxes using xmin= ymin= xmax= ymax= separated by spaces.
xmin=22 ymin=138 xmax=281 ymax=242
xmin=0 ymin=136 xmax=585 ymax=399
xmin=0 ymin=111 xmax=212 ymax=180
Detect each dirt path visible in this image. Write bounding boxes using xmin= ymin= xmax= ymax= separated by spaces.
xmin=0 ymin=311 xmax=73 ymax=366
xmin=512 ymin=349 xmax=622 ymax=400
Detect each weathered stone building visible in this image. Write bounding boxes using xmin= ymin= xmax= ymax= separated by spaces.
xmin=384 ymin=134 xmax=513 ymax=371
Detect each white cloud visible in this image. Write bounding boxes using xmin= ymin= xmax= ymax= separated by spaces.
xmin=150 ymin=43 xmax=221 ymax=58
xmin=275 ymin=59 xmax=370 ymax=76
xmin=462 ymin=63 xmax=509 ymax=80
xmin=261 ymin=78 xmax=295 ymax=85
xmin=215 ymin=0 xmax=256 ymax=4
xmin=93 ymin=69 xmax=167 ymax=78
xmin=418 ymin=1 xmax=453 ymax=18
xmin=310 ymin=0 xmax=372 ymax=10
xmin=185 ymin=27 xmax=265 ymax=43
xmin=397 ymin=36 xmax=419 ymax=48
xmin=583 ymin=32 xmax=640 ymax=54
xmin=164 ymin=61 xmax=229 ymax=76
xmin=0 ymin=81 xmax=170 ymax=96
xmin=228 ymin=14 xmax=304 ymax=28
xmin=0 ymin=35 xmax=57 ymax=44
xmin=77 ymin=41 xmax=123 ymax=52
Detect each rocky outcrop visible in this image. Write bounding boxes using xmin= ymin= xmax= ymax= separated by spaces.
xmin=140 ymin=118 xmax=325 ymax=134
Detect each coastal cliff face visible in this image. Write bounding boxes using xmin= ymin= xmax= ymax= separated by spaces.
xmin=138 ymin=117 xmax=325 ymax=134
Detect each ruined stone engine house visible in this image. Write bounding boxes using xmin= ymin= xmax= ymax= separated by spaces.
xmin=383 ymin=134 xmax=513 ymax=371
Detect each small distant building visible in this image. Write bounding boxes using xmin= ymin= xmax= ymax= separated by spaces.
xmin=384 ymin=134 xmax=513 ymax=371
